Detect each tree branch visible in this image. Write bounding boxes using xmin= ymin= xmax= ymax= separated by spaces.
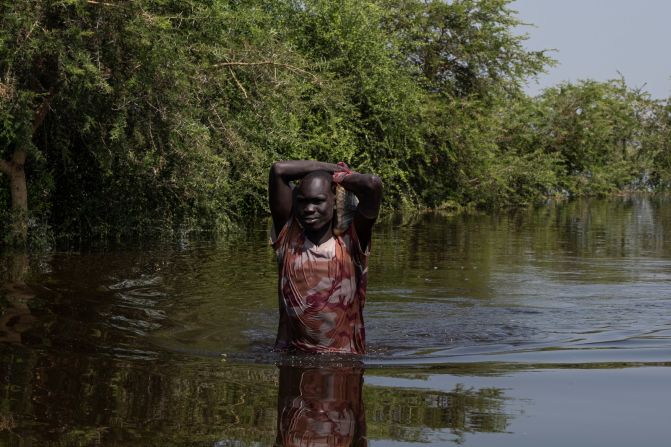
xmin=228 ymin=67 xmax=248 ymax=98
xmin=213 ymin=61 xmax=320 ymax=82
xmin=86 ymin=0 xmax=120 ymax=7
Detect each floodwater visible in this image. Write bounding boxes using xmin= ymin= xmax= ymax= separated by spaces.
xmin=1 ymin=195 xmax=670 ymax=446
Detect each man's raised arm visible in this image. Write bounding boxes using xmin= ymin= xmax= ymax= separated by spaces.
xmin=268 ymin=160 xmax=341 ymax=234
xmin=338 ymin=173 xmax=383 ymax=251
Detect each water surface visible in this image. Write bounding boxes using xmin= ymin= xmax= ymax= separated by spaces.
xmin=1 ymin=195 xmax=670 ymax=446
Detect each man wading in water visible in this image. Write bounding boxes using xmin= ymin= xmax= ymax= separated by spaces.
xmin=269 ymin=160 xmax=382 ymax=354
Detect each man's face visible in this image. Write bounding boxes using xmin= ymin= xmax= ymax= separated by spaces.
xmin=295 ymin=176 xmax=335 ymax=234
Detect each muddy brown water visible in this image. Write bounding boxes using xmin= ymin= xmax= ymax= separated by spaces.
xmin=1 ymin=195 xmax=670 ymax=446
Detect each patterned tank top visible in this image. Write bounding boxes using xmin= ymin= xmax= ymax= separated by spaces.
xmin=272 ymin=218 xmax=369 ymax=354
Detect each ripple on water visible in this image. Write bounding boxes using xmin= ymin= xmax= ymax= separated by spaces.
xmin=3 ymin=196 xmax=671 ymax=369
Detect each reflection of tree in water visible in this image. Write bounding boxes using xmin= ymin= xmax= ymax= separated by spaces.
xmin=365 ymin=383 xmax=509 ymax=444
xmin=0 ymin=353 xmax=280 ymax=446
xmin=0 ymin=253 xmax=36 ymax=344
xmin=0 ymin=351 xmax=512 ymax=446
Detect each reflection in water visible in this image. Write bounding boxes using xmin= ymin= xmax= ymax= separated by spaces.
xmin=276 ymin=364 xmax=367 ymax=447
xmin=0 ymin=347 xmax=512 ymax=446
xmin=365 ymin=375 xmax=511 ymax=444
xmin=0 ymin=254 xmax=36 ymax=344
xmin=365 ymin=195 xmax=671 ymax=357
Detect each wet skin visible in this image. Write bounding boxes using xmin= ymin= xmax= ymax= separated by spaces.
xmin=295 ymin=176 xmax=335 ymax=245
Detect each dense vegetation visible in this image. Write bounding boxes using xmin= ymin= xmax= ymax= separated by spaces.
xmin=1 ymin=0 xmax=670 ymax=246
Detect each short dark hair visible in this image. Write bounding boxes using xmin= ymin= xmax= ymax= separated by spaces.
xmin=302 ymin=170 xmax=332 ymax=184
xmin=300 ymin=170 xmax=334 ymax=192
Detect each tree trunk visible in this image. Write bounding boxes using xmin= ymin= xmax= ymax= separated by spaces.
xmin=1 ymin=149 xmax=28 ymax=245
xmin=1 ymin=85 xmax=55 ymax=246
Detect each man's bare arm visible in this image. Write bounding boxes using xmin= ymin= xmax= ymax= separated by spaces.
xmin=338 ymin=173 xmax=383 ymax=251
xmin=268 ymin=160 xmax=341 ymax=233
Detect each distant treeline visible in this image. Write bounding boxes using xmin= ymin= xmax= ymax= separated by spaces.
xmin=1 ymin=0 xmax=670 ymax=246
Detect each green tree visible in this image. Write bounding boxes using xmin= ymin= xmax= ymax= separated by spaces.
xmin=1 ymin=0 xmax=667 ymax=246
xmin=643 ymin=97 xmax=671 ymax=188
xmin=381 ymin=0 xmax=551 ymax=98
xmin=0 ymin=0 xmax=67 ymax=244
xmin=529 ymin=79 xmax=661 ymax=195
xmin=273 ymin=0 xmax=427 ymax=204
xmin=377 ymin=0 xmax=554 ymax=208
xmin=0 ymin=0 xmax=315 ymax=244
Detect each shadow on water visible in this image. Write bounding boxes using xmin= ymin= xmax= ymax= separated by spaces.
xmin=2 ymin=195 xmax=671 ymax=446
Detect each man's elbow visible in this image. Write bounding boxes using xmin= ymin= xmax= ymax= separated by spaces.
xmin=270 ymin=161 xmax=283 ymax=174
xmin=368 ymin=175 xmax=383 ymax=195
xmin=270 ymin=161 xmax=289 ymax=178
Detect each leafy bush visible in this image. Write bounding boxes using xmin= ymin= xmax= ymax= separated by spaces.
xmin=0 ymin=0 xmax=669 ymax=246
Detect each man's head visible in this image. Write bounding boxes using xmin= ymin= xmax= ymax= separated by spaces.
xmin=295 ymin=170 xmax=335 ymax=234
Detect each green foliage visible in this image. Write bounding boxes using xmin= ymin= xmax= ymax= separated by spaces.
xmin=0 ymin=0 xmax=670 ymax=245
xmin=376 ymin=0 xmax=556 ymax=209
xmin=381 ymin=0 xmax=552 ymax=98
xmin=525 ymin=79 xmax=664 ymax=196
xmin=642 ymin=98 xmax=671 ymax=188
